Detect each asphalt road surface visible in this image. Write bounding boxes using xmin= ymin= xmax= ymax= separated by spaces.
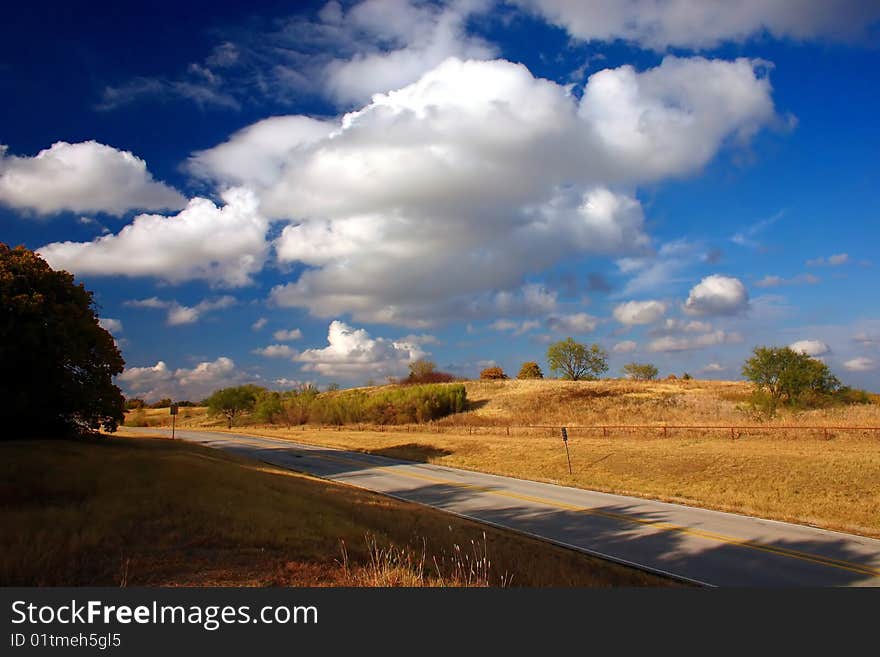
xmin=129 ymin=427 xmax=880 ymax=587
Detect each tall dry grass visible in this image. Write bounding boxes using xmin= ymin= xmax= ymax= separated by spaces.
xmin=2 ymin=435 xmax=667 ymax=587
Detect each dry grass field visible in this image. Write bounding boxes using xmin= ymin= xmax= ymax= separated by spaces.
xmin=130 ymin=378 xmax=880 ymax=538
xmin=0 ymin=434 xmax=669 ymax=587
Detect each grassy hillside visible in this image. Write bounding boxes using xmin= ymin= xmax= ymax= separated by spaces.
xmin=0 ymin=435 xmax=669 ymax=587
xmin=126 ymin=378 xmax=880 ymax=431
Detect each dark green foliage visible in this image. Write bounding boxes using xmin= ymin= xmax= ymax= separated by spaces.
xmin=742 ymin=346 xmax=842 ymax=414
xmin=546 ymin=338 xmax=609 ymax=380
xmin=479 ymin=366 xmax=507 ymax=380
xmin=205 ymin=385 xmax=262 ymax=428
xmin=0 ymin=243 xmax=125 ymax=437
xmin=148 ymin=398 xmax=172 ymax=409
xmin=681 ymin=373 xmax=693 ymax=380
xmin=517 ymin=362 xmax=544 ymax=379
xmin=124 ymin=398 xmax=146 ymax=410
xmin=622 ymin=362 xmax=659 ymax=381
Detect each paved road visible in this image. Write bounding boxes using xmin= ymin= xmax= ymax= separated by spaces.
xmin=129 ymin=427 xmax=880 ymax=587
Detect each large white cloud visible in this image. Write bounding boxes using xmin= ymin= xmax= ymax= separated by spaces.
xmin=0 ymin=141 xmax=185 ymax=216
xmin=683 ymin=275 xmax=749 ymax=316
xmin=511 ymin=0 xmax=880 ymax=50
xmin=295 ymin=320 xmax=426 ymax=379
xmin=39 ymin=187 xmax=268 ymax=287
xmin=613 ymin=300 xmax=667 ymax=325
xmin=191 ymin=56 xmax=775 ymax=325
xmin=789 ymin=339 xmax=830 ymax=357
xmin=117 ymin=357 xmax=247 ymax=402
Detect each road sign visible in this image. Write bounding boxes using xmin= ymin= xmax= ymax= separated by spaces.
xmin=561 ymin=427 xmax=571 ymax=475
xmin=170 ymin=403 xmax=178 ymax=440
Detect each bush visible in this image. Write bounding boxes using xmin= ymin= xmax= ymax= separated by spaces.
xmin=517 ymin=362 xmax=544 ymax=379
xmin=261 ymin=384 xmax=467 ymax=426
xmin=480 ymin=366 xmax=507 ymax=380
xmin=124 ymin=398 xmax=146 ymax=411
xmin=681 ymin=373 xmax=693 ymax=380
xmin=404 ymin=359 xmax=455 ymax=384
xmin=148 ymin=398 xmax=172 ymax=409
xmin=622 ymin=363 xmax=659 ymax=381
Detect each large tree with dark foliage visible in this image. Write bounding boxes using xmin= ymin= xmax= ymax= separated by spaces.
xmin=0 ymin=244 xmax=125 ymax=437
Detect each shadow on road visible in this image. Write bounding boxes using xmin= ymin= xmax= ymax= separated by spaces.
xmin=365 ymin=443 xmax=454 ymax=462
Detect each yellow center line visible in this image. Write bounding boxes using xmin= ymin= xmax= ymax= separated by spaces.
xmin=285 ymin=445 xmax=880 ymax=579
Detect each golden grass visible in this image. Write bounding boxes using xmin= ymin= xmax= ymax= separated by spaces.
xmin=0 ymin=435 xmax=669 ymax=587
xmin=119 ymin=379 xmax=880 ymax=538
xmin=223 ymin=422 xmax=880 ymax=538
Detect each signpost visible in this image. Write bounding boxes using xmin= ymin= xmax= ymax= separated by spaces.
xmin=561 ymin=427 xmax=572 ymax=475
xmin=170 ymin=403 xmax=179 ymax=440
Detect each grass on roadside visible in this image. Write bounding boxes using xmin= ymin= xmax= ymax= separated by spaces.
xmin=224 ymin=424 xmax=880 ymax=538
xmin=0 ymin=435 xmax=670 ymax=587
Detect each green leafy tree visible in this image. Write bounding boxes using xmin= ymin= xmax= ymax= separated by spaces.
xmin=0 ymin=244 xmax=125 ymax=437
xmin=622 ymin=362 xmax=659 ymax=381
xmin=546 ymin=338 xmax=609 ymax=381
xmin=205 ymin=385 xmax=261 ymax=428
xmin=254 ymin=390 xmax=284 ymax=424
xmin=742 ymin=346 xmax=841 ymax=412
xmin=517 ymin=362 xmax=544 ymax=379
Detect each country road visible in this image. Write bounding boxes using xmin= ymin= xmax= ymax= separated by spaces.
xmin=127 ymin=427 xmax=880 ymax=587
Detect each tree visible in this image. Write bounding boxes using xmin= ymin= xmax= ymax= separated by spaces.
xmin=0 ymin=244 xmax=125 ymax=437
xmin=546 ymin=338 xmax=609 ymax=381
xmin=517 ymin=361 xmax=544 ymax=379
xmin=405 ymin=358 xmax=455 ymax=384
xmin=742 ymin=346 xmax=841 ymax=411
xmin=480 ymin=366 xmax=507 ymax=380
xmin=205 ymin=385 xmax=261 ymax=428
xmin=253 ymin=390 xmax=284 ymax=424
xmin=622 ymin=362 xmax=659 ymax=381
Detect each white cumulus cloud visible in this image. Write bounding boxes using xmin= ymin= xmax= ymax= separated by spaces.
xmin=0 ymin=141 xmax=185 ymax=216
xmin=39 ymin=187 xmax=268 ymax=288
xmin=613 ymin=300 xmax=667 ymax=325
xmin=117 ymin=357 xmax=245 ymax=402
xmin=273 ymin=328 xmax=303 ymax=341
xmin=295 ymin=320 xmax=426 ymax=379
xmin=191 ymin=56 xmax=774 ymax=325
xmin=683 ymin=275 xmax=749 ymax=316
xmin=253 ymin=344 xmax=298 ymax=359
xmin=789 ymin=339 xmax=830 ymax=357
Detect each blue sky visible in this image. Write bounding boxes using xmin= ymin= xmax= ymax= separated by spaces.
xmin=2 ymin=0 xmax=879 ymax=400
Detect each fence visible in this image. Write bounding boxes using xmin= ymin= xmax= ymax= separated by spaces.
xmin=305 ymin=422 xmax=880 ymax=440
